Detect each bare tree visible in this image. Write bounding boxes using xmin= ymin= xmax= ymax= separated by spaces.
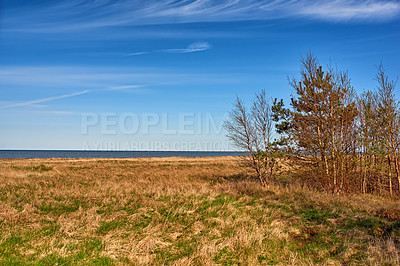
xmin=224 ymin=89 xmax=277 ymax=187
xmin=356 ymin=65 xmax=400 ymax=196
xmin=375 ymin=64 xmax=400 ymax=195
xmin=357 ymin=91 xmax=379 ymax=194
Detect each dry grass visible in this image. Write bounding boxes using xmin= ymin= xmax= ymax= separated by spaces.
xmin=0 ymin=156 xmax=399 ymax=265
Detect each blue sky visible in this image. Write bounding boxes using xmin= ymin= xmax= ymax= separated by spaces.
xmin=0 ymin=0 xmax=399 ymax=150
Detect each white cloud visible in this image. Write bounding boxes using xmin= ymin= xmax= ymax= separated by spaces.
xmin=161 ymin=41 xmax=211 ymax=53
xmin=4 ymin=0 xmax=400 ymax=33
xmin=100 ymin=41 xmax=211 ymax=57
xmin=298 ymin=1 xmax=400 ymax=21
xmin=108 ymin=85 xmax=154 ymax=94
xmin=0 ymin=90 xmax=90 ymax=109
xmin=0 ymin=66 xmax=242 ymax=101
xmin=126 ymin=52 xmax=149 ymax=56
xmin=109 ymin=85 xmax=144 ymax=91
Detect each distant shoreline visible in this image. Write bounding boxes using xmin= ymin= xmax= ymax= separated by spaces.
xmin=0 ymin=150 xmax=247 ymax=159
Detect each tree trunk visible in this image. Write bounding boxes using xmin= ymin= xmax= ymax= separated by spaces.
xmin=388 ymin=156 xmax=393 ymax=197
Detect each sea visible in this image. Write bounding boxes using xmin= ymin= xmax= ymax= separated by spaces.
xmin=0 ymin=150 xmax=247 ymax=159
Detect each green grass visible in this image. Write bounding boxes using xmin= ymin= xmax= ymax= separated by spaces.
xmin=96 ymin=219 xmax=128 ymax=235
xmin=2 ymin=190 xmax=399 ymax=264
xmin=1 ymin=158 xmax=399 ymax=265
xmin=38 ymin=200 xmax=83 ymax=215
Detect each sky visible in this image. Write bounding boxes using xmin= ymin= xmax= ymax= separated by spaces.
xmin=0 ymin=0 xmax=399 ymax=151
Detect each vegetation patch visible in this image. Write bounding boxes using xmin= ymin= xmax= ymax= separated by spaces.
xmin=1 ymin=157 xmax=399 ymax=264
xmin=12 ymin=164 xmax=53 ymax=172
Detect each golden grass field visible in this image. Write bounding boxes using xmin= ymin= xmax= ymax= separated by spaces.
xmin=0 ymin=156 xmax=399 ymax=265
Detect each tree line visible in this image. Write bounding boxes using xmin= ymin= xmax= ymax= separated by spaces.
xmin=224 ymin=52 xmax=400 ymax=196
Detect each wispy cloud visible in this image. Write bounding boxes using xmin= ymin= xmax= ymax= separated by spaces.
xmin=126 ymin=52 xmax=149 ymax=56
xmin=86 ymin=51 xmax=149 ymax=57
xmin=0 ymin=66 xmax=242 ymax=104
xmin=160 ymin=41 xmax=211 ymax=53
xmin=3 ymin=1 xmax=400 ymax=33
xmin=105 ymin=41 xmax=211 ymax=57
xmin=297 ymin=1 xmax=400 ymax=21
xmin=109 ymin=85 xmax=144 ymax=91
xmin=0 ymin=65 xmax=236 ymax=89
xmin=0 ymin=90 xmax=90 ymax=109
xmin=108 ymin=85 xmax=155 ymax=94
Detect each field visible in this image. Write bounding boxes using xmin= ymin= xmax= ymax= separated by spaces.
xmin=0 ymin=157 xmax=400 ymax=265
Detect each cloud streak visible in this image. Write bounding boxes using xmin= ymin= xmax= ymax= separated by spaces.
xmin=0 ymin=66 xmax=243 ymax=101
xmin=3 ymin=1 xmax=400 ymax=33
xmin=115 ymin=41 xmax=211 ymax=57
xmin=298 ymin=1 xmax=400 ymax=21
xmin=0 ymin=90 xmax=90 ymax=109
xmin=160 ymin=41 xmax=211 ymax=54
xmin=107 ymin=85 xmax=155 ymax=94
xmin=109 ymin=85 xmax=144 ymax=91
xmin=126 ymin=52 xmax=149 ymax=56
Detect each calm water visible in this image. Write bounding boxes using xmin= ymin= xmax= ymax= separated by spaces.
xmin=0 ymin=150 xmax=246 ymax=159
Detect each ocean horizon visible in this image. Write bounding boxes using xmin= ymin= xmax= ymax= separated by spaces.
xmin=0 ymin=150 xmax=247 ymax=159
